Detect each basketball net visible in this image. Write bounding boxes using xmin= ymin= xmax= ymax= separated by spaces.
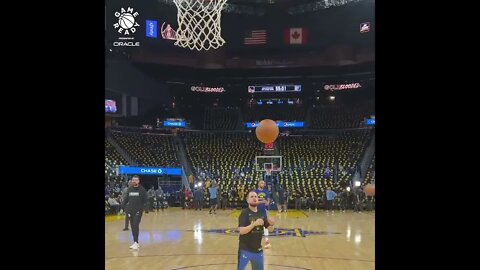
xmin=171 ymin=0 xmax=227 ymax=51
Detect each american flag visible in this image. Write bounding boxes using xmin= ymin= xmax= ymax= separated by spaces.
xmin=244 ymin=30 xmax=267 ymax=45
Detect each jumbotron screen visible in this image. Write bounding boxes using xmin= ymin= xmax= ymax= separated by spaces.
xmin=248 ymin=84 xmax=302 ymax=93
xmin=105 ymin=99 xmax=117 ymax=113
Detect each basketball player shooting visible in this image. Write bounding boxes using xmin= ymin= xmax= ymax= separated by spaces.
xmin=238 ymin=191 xmax=275 ymax=270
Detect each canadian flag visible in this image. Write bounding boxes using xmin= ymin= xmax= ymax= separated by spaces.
xmin=284 ymin=27 xmax=308 ymax=44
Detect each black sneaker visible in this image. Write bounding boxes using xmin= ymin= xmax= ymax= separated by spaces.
xmin=123 ymin=228 xmax=129 ymax=231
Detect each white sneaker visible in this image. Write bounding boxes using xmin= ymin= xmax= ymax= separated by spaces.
xmin=129 ymin=242 xmax=139 ymax=249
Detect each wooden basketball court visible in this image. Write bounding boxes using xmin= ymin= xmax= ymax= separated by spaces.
xmin=106 ymin=208 xmax=374 ymax=270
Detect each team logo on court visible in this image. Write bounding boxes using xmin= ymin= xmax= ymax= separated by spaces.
xmin=189 ymin=228 xmax=340 ymax=237
xmin=112 ymin=7 xmax=140 ymax=47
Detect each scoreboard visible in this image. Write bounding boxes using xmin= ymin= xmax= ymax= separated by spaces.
xmin=248 ymin=84 xmax=302 ymax=93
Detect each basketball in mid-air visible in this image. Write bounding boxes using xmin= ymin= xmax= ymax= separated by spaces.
xmin=363 ymin=184 xmax=375 ymax=196
xmin=255 ymin=119 xmax=279 ymax=144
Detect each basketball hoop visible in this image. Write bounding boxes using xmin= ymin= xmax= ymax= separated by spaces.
xmin=265 ymin=168 xmax=272 ymax=176
xmin=171 ymin=0 xmax=227 ymax=51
